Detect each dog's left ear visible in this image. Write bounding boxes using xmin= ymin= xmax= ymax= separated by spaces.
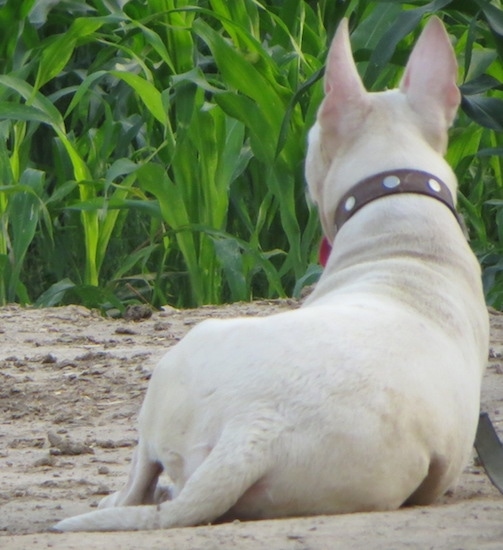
xmin=400 ymin=17 xmax=461 ymax=131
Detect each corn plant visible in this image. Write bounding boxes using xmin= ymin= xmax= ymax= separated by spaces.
xmin=0 ymin=0 xmax=502 ymax=310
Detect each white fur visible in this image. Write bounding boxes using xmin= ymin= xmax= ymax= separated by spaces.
xmin=54 ymin=17 xmax=489 ymax=532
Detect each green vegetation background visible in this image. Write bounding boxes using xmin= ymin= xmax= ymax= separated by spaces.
xmin=0 ymin=0 xmax=502 ymax=312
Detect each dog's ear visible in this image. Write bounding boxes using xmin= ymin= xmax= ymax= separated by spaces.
xmin=400 ymin=17 xmax=460 ymax=133
xmin=323 ymin=18 xmax=366 ymax=100
xmin=319 ymin=18 xmax=369 ymax=134
xmin=306 ymin=19 xmax=369 ymax=217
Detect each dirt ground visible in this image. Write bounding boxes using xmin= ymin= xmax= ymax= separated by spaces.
xmin=1 ymin=299 xmax=503 ymax=549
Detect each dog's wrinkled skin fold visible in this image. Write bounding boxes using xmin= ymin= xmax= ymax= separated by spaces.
xmin=54 ymin=17 xmax=489 ymax=532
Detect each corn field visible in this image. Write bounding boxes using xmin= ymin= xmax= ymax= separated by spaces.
xmin=0 ymin=0 xmax=502 ymax=312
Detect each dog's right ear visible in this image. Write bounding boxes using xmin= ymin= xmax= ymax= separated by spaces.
xmin=323 ymin=19 xmax=365 ymax=99
xmin=318 ymin=19 xmax=369 ymax=143
xmin=306 ymin=18 xmax=370 ymax=236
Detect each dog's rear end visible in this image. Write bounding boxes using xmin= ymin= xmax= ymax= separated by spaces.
xmin=54 ymin=17 xmax=489 ymax=532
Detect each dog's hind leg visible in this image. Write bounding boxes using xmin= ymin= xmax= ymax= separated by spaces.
xmin=98 ymin=442 xmax=167 ymax=509
xmin=405 ymin=454 xmax=449 ymax=506
xmin=53 ymin=414 xmax=280 ymax=531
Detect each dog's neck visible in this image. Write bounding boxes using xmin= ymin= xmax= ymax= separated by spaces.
xmin=317 ymin=168 xmax=465 ymax=268
xmin=333 ymin=169 xmax=461 ymax=235
xmin=306 ymin=159 xmax=481 ymax=314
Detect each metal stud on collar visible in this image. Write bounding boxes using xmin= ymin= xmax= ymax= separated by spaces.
xmin=428 ymin=178 xmax=442 ymax=193
xmin=344 ymin=196 xmax=356 ymax=211
xmin=382 ymin=175 xmax=401 ymax=189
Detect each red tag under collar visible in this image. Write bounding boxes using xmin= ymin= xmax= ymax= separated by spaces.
xmin=319 ymin=237 xmax=332 ymax=268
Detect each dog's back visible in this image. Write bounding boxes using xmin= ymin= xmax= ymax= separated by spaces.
xmin=54 ymin=17 xmax=489 ymax=532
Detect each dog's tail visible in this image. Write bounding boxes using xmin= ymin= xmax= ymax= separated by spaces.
xmin=53 ymin=505 xmax=163 ymax=532
xmin=53 ymin=461 xmax=259 ymax=532
xmin=53 ymin=416 xmax=278 ymax=531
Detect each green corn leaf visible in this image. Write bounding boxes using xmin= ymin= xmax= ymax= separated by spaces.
xmin=0 ymin=76 xmax=90 ymax=182
xmin=35 ymin=17 xmax=108 ymax=90
xmin=64 ymin=71 xmax=107 ymax=117
xmin=218 ymin=117 xmax=250 ymax=188
xmin=35 ymin=278 xmax=76 ymax=308
xmin=110 ymin=70 xmax=167 ymax=125
xmin=363 ymin=0 xmax=453 ymax=89
xmin=460 ymin=74 xmax=503 ymax=96
xmin=132 ymin=22 xmax=177 ymax=73
xmin=215 ymin=92 xmax=275 ymax=162
xmin=293 ymin=263 xmax=323 ymax=298
xmin=64 ymin=197 xmax=161 ymax=218
xmin=474 ymin=0 xmax=503 ymax=36
xmin=446 ymin=126 xmax=483 ymax=168
xmin=111 ymin=244 xmax=159 ymax=281
xmin=212 ymin=236 xmax=249 ymax=302
xmin=351 ymin=3 xmax=403 ymax=52
xmin=0 ymin=253 xmax=7 ymax=305
xmin=7 ymin=169 xmax=45 ymax=302
xmin=193 ymin=19 xmax=284 ymax=135
xmin=106 ymin=158 xmax=139 ymax=183
xmin=0 ymin=75 xmax=65 ymax=132
xmin=0 ymin=101 xmax=53 ymax=125
xmin=461 ymin=96 xmax=503 ymax=130
xmin=208 ymin=0 xmax=260 ymax=45
xmin=136 ymin=162 xmax=203 ymax=304
xmin=97 ymin=173 xmax=138 ymax=276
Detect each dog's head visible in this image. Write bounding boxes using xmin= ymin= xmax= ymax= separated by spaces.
xmin=306 ymin=17 xmax=461 ymax=242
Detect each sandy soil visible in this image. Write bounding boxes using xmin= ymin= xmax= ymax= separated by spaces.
xmin=1 ymin=300 xmax=503 ymax=549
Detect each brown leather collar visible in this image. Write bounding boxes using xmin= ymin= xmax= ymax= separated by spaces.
xmin=334 ymin=169 xmax=461 ymax=233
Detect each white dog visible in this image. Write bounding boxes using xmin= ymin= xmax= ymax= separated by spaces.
xmin=54 ymin=17 xmax=489 ymax=532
